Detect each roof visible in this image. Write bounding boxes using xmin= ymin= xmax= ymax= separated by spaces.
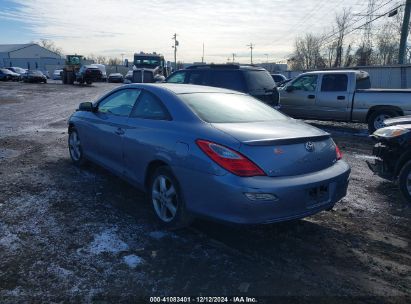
xmin=0 ymin=44 xmax=34 ymax=53
xmin=186 ymin=64 xmax=265 ymax=71
xmin=123 ymin=83 xmax=242 ymax=95
xmin=304 ymin=69 xmax=367 ymax=75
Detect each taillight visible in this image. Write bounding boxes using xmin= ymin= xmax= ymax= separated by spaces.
xmin=335 ymin=144 xmax=343 ymax=160
xmin=196 ymin=139 xmax=266 ymax=177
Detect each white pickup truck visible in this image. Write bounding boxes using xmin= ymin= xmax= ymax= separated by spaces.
xmin=279 ymin=70 xmax=411 ymax=132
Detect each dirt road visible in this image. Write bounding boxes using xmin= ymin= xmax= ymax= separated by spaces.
xmin=0 ymin=81 xmax=410 ymax=303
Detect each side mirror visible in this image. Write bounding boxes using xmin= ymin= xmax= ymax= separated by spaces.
xmin=285 ymin=85 xmax=294 ymax=92
xmin=78 ymin=102 xmax=94 ymax=112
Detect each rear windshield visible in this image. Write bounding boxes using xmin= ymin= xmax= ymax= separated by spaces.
xmin=209 ymin=70 xmax=246 ymax=92
xmin=179 ymin=93 xmax=286 ymax=123
xmin=244 ymin=70 xmax=276 ymax=92
xmin=356 ymin=75 xmax=371 ymax=89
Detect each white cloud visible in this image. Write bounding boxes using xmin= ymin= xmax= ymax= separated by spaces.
xmin=0 ymin=0 xmax=381 ymax=63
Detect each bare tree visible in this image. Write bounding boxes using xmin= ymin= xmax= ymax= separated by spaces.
xmin=290 ymin=34 xmax=325 ymax=70
xmin=87 ymin=53 xmax=97 ymax=63
xmin=38 ymin=39 xmax=63 ymax=56
xmin=343 ymin=44 xmax=353 ymax=67
xmin=333 ymin=9 xmax=351 ymax=67
xmin=108 ymin=57 xmax=122 ymax=65
xmin=96 ymin=56 xmax=107 ymax=64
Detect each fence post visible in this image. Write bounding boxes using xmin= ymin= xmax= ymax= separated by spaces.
xmin=400 ymin=66 xmax=407 ymax=89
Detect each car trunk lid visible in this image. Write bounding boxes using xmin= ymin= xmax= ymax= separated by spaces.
xmin=212 ymin=120 xmax=337 ymax=177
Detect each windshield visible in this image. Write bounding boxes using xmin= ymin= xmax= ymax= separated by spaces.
xmin=179 ymin=93 xmax=286 ymax=123
xmin=245 ymin=70 xmax=276 ymax=93
xmin=134 ymin=56 xmax=162 ymax=68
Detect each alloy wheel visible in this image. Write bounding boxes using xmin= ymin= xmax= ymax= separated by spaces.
xmin=373 ymin=114 xmax=391 ymax=130
xmin=152 ymin=175 xmax=178 ymax=222
xmin=69 ymin=131 xmax=81 ymax=161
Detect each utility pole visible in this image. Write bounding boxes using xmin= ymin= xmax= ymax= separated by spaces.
xmin=232 ymin=53 xmax=236 ymax=63
xmin=121 ymin=53 xmax=124 ymax=65
xmin=172 ymin=33 xmax=179 ymax=71
xmin=399 ymin=0 xmax=411 ymax=64
xmin=264 ymin=53 xmax=269 ymax=63
xmin=247 ymin=43 xmax=254 ymax=64
xmin=201 ymin=43 xmax=204 ymax=63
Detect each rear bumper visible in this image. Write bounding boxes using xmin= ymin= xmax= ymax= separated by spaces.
xmin=174 ymin=160 xmax=350 ymax=224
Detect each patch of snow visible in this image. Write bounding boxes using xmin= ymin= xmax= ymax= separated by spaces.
xmin=353 ymin=154 xmax=377 ymax=160
xmin=123 ymin=254 xmax=144 ymax=268
xmin=48 ymin=264 xmax=73 ymax=279
xmin=86 ymin=228 xmax=129 ymax=255
xmin=149 ymin=230 xmax=169 ymax=240
xmin=0 ymin=223 xmax=21 ymax=251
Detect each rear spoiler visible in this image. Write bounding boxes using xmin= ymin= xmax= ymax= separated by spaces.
xmin=242 ymin=134 xmax=330 ymax=146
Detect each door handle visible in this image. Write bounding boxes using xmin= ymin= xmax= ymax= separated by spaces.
xmin=307 ymin=95 xmax=315 ymax=99
xmin=115 ymin=128 xmax=125 ymax=135
xmin=337 ymin=96 xmax=346 ymax=100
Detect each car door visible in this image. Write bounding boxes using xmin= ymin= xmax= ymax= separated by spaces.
xmin=315 ymin=73 xmax=351 ymax=120
xmin=81 ymin=88 xmax=141 ymax=175
xmin=279 ymin=74 xmax=319 ymax=118
xmin=123 ymin=90 xmax=173 ymax=186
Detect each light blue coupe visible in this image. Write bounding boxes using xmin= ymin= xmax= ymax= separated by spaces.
xmin=68 ymin=84 xmax=350 ymax=228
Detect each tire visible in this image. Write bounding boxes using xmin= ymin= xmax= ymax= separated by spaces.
xmin=68 ymin=129 xmax=87 ymax=166
xmin=148 ymin=166 xmax=192 ymax=229
xmin=86 ymin=80 xmax=92 ymax=85
xmin=398 ymin=160 xmax=411 ymax=204
xmin=368 ymin=110 xmax=398 ymax=133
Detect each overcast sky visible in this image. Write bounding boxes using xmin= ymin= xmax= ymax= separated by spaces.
xmin=0 ymin=0 xmax=402 ymax=63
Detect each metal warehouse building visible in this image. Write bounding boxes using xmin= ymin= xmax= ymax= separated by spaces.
xmin=0 ymin=43 xmax=64 ymax=71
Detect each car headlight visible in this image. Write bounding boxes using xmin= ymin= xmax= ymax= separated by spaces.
xmin=373 ymin=126 xmax=410 ymax=138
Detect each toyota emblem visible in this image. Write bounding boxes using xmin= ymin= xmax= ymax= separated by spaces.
xmin=305 ymin=141 xmax=315 ymax=152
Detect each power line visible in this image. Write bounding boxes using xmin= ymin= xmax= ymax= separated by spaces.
xmin=322 ymin=2 xmax=403 ymax=46
xmin=319 ymin=0 xmax=400 ymax=46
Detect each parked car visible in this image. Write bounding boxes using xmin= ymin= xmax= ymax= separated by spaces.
xmin=367 ymin=115 xmax=411 ymax=203
xmin=68 ymin=84 xmax=350 ymax=228
xmin=271 ymin=73 xmax=287 ymax=84
xmin=52 ymin=69 xmax=63 ymax=80
xmin=0 ymin=68 xmax=20 ymax=81
xmin=37 ymin=69 xmax=50 ymax=79
xmin=90 ymin=64 xmax=107 ymax=81
xmin=277 ymin=78 xmax=293 ymax=87
xmin=107 ymin=73 xmax=124 ymax=83
xmin=6 ymin=66 xmax=27 ymax=78
xmin=165 ymin=64 xmax=280 ymax=107
xmin=279 ymin=70 xmax=411 ymax=133
xmin=22 ymin=70 xmax=47 ymax=83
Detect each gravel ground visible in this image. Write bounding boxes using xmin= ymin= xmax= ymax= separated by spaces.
xmin=0 ymin=81 xmax=410 ymax=303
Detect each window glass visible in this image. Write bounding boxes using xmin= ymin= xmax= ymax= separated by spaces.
xmin=98 ymin=89 xmax=141 ymax=116
xmin=291 ymin=75 xmax=318 ymax=92
xmin=245 ymin=70 xmax=276 ymax=92
xmin=179 ymin=93 xmax=286 ymax=123
xmin=131 ymin=91 xmax=170 ymax=120
xmin=210 ymin=70 xmax=246 ymax=92
xmin=356 ymin=75 xmax=371 ymax=89
xmin=166 ymin=71 xmax=186 ymax=83
xmin=187 ymin=71 xmax=207 ymax=85
xmin=321 ymin=74 xmax=348 ymax=91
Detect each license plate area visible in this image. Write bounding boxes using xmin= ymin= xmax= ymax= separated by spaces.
xmin=306 ymin=184 xmax=330 ymax=208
